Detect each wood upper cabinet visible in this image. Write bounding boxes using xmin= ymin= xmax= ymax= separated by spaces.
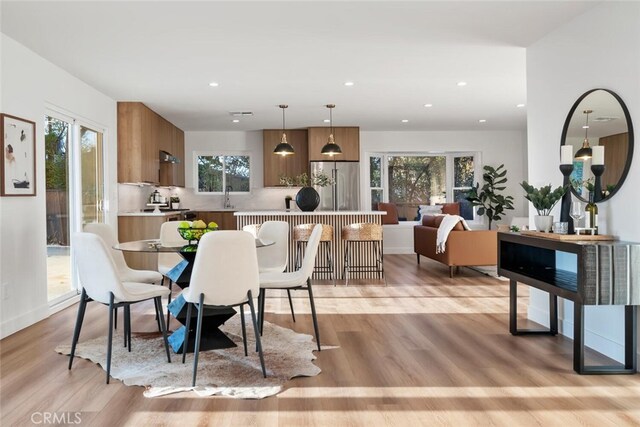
xmin=308 ymin=127 xmax=360 ymax=161
xmin=263 ymin=129 xmax=309 ymax=186
xmin=118 ymin=102 xmax=185 ymax=186
xmin=118 ymin=102 xmax=159 ymax=184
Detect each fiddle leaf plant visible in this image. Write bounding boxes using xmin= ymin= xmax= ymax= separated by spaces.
xmin=520 ymin=181 xmax=567 ymax=216
xmin=465 ymin=164 xmax=514 ymax=230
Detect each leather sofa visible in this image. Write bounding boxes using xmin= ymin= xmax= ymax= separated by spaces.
xmin=414 ymin=215 xmax=497 ymax=277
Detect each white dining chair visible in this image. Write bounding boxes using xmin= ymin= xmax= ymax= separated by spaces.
xmin=258 ymin=224 xmax=322 ymax=351
xmin=84 ymin=222 xmax=164 ymax=331
xmin=158 ymin=221 xmax=190 ymax=329
xmin=255 ymin=221 xmax=297 ymax=322
xmin=181 ymin=231 xmax=266 ymax=386
xmin=69 ymin=232 xmax=171 ymax=384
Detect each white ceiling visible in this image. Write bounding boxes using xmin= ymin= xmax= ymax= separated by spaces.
xmin=1 ymin=1 xmax=598 ymax=132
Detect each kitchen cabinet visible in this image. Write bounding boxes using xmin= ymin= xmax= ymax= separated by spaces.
xmin=118 ymin=102 xmax=185 ymax=187
xmin=263 ymin=129 xmax=308 ymax=186
xmin=118 ymin=214 xmax=181 ymax=270
xmin=118 ymin=102 xmax=159 ymax=184
xmin=193 ymin=211 xmax=237 ymax=230
xmin=308 ymin=127 xmax=360 ymax=161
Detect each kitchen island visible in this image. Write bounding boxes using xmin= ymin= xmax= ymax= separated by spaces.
xmin=235 ymin=211 xmax=385 ymax=280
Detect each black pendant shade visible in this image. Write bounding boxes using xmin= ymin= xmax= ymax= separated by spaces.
xmin=322 ymin=104 xmax=342 ymax=156
xmin=574 ymin=109 xmax=593 ymax=160
xmin=273 ymin=104 xmax=295 ymax=156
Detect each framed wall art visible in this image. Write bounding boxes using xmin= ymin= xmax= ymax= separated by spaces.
xmin=1 ymin=113 xmax=36 ymax=196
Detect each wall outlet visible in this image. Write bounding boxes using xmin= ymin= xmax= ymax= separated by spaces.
xmin=1 ymin=283 xmax=8 ymax=300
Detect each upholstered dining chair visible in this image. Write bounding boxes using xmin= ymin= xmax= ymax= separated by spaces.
xmin=69 ymin=232 xmax=171 ymax=384
xmin=258 ymin=224 xmax=323 ymax=351
xmin=255 ymin=221 xmax=296 ymax=322
xmin=181 ymin=231 xmax=266 ymax=386
xmin=158 ymin=221 xmax=190 ymax=329
xmin=84 ymin=223 xmax=163 ymax=330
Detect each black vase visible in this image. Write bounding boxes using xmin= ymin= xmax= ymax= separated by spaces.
xmin=295 ymin=187 xmax=320 ymax=212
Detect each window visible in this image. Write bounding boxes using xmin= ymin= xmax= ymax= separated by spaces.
xmin=195 ymin=153 xmax=251 ymax=193
xmin=367 ymin=152 xmax=478 ymax=221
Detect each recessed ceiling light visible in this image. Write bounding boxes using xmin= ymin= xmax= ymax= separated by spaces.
xmin=478 ymin=119 xmax=487 ymax=123
xmin=209 ymin=82 xmax=219 ymax=87
xmin=323 ymin=119 xmax=331 ymax=123
xmin=401 ymin=119 xmax=409 ymax=123
xmin=424 ymin=104 xmax=433 ymax=108
xmin=457 ymin=81 xmax=467 ymax=87
xmin=516 ymin=104 xmax=525 ymax=108
xmin=344 ymin=81 xmax=354 ymax=86
xmin=232 ymin=119 xmax=240 ymax=123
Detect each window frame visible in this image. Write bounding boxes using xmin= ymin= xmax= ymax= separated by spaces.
xmin=193 ymin=151 xmax=252 ymax=195
xmin=365 ymin=150 xmax=482 ymax=224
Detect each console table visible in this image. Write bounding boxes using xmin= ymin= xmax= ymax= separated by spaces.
xmin=497 ymin=232 xmax=639 ymax=374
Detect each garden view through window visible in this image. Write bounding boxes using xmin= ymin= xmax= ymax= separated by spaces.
xmin=369 ymin=153 xmax=476 ymax=221
xmin=196 ymin=154 xmax=250 ymax=193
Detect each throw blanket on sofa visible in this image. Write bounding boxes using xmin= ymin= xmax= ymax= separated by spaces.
xmin=436 ymin=215 xmax=471 ymax=253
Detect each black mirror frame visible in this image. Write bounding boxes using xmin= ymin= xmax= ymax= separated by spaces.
xmin=560 ymin=88 xmax=634 ymax=203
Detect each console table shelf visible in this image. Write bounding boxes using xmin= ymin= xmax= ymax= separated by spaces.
xmin=498 ymin=232 xmax=639 ymax=375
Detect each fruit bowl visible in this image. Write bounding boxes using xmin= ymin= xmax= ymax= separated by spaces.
xmin=177 ymin=226 xmax=217 ymax=244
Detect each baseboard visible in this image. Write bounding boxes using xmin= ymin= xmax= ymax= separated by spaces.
xmin=0 ymin=304 xmax=50 ymax=339
xmin=527 ymin=304 xmax=638 ymax=363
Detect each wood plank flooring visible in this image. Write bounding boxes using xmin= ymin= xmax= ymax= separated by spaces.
xmin=1 ymin=255 xmax=639 ymax=426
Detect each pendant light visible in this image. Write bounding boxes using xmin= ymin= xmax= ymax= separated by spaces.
xmin=321 ymin=104 xmax=342 ymax=156
xmin=574 ymin=109 xmax=593 ymax=160
xmin=273 ymin=104 xmax=295 ymax=156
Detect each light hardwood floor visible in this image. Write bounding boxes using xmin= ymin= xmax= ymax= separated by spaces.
xmin=1 ymin=255 xmax=639 ymax=426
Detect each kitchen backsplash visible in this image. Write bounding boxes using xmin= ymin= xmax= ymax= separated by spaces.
xmin=118 ymin=184 xmax=302 ymax=212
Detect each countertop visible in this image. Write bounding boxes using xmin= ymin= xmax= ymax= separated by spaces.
xmin=118 ymin=211 xmax=186 ymax=217
xmin=234 ymin=210 xmax=386 ymax=216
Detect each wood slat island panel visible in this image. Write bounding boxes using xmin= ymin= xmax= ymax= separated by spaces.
xmin=235 ymin=211 xmax=385 ymax=280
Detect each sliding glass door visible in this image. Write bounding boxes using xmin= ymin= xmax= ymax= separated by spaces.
xmin=45 ymin=113 xmax=106 ymax=304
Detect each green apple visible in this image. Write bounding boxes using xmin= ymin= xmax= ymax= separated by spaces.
xmin=208 ymin=221 xmax=218 ymax=229
xmin=178 ymin=221 xmax=190 ymax=229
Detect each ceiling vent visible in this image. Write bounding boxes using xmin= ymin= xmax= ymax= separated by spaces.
xmin=229 ymin=111 xmax=253 ymax=117
xmin=592 ymin=116 xmax=618 ymax=122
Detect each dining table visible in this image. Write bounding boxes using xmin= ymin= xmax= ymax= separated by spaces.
xmin=114 ymin=237 xmax=273 ymax=354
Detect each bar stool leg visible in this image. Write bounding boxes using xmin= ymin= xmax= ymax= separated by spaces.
xmin=343 ymin=241 xmax=350 ymax=286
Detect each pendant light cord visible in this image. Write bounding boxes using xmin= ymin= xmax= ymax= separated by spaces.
xmin=584 ymin=111 xmax=589 ymax=141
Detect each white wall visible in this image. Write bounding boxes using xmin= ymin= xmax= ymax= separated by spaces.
xmin=360 ymin=130 xmax=529 ymax=222
xmin=527 ymin=2 xmax=640 ymax=361
xmin=0 ymin=35 xmax=117 ymax=338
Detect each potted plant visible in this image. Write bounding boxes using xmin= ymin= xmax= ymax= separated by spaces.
xmin=170 ymin=195 xmax=180 ymax=210
xmin=465 ymin=164 xmax=515 ymax=230
xmin=280 ymin=171 xmax=335 ymax=211
xmin=520 ymin=181 xmax=566 ymax=232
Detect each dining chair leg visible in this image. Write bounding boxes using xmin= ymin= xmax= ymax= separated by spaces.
xmin=114 ymin=306 xmax=118 ymax=330
xmin=124 ymin=304 xmax=131 ymax=352
xmin=166 ymin=280 xmax=173 ymax=330
xmin=106 ymin=293 xmax=115 ymax=384
xmin=153 ymin=298 xmax=162 ymax=333
xmin=239 ymin=304 xmax=248 ymax=356
xmin=155 ymin=296 xmax=171 ymax=363
xmin=306 ymin=278 xmax=321 ymax=351
xmin=259 ymin=288 xmax=266 ymax=335
xmin=286 ymin=290 xmax=296 ymax=322
xmin=247 ymin=290 xmax=267 ymax=378
xmin=182 ymin=302 xmax=192 ymax=364
xmin=192 ymin=293 xmax=205 ymax=387
xmin=69 ymin=288 xmax=88 ymax=370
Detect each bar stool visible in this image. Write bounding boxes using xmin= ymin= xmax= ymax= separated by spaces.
xmin=293 ymin=224 xmax=334 ymax=283
xmin=341 ymin=223 xmax=384 ymax=285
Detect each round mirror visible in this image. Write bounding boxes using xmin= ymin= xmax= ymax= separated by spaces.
xmin=561 ymin=89 xmax=634 ymax=203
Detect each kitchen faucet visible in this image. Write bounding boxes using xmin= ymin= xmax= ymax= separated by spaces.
xmin=224 ymin=185 xmax=233 ymax=208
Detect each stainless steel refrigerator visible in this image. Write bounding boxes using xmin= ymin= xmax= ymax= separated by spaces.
xmin=310 ymin=161 xmax=360 ymax=211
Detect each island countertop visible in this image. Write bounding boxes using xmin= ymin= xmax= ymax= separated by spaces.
xmin=234 ymin=210 xmax=386 ymax=216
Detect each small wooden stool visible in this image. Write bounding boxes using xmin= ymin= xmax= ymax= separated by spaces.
xmin=294 ymin=224 xmax=334 ymax=282
xmin=341 ymin=223 xmax=384 ymax=285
